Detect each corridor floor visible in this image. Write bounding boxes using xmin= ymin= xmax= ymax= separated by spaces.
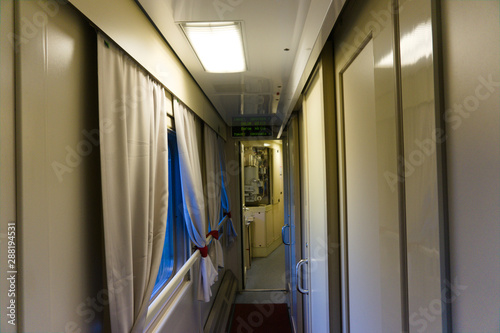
xmin=245 ymin=244 xmax=286 ymax=290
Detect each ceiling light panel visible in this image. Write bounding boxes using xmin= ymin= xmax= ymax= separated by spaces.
xmin=180 ymin=21 xmax=247 ymax=73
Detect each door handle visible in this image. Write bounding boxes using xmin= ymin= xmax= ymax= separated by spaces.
xmin=296 ymin=259 xmax=309 ymax=294
xmin=281 ymin=225 xmax=291 ymax=245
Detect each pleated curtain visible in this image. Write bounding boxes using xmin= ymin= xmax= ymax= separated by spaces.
xmin=173 ymin=99 xmax=218 ymax=302
xmin=97 ymin=34 xmax=169 ymax=333
xmin=204 ymin=126 xmax=224 ymax=269
xmin=218 ymin=137 xmax=238 ymax=245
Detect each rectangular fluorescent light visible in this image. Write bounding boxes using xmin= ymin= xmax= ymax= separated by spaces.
xmin=180 ymin=21 xmax=247 ymax=73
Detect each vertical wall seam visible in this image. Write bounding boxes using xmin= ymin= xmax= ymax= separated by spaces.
xmin=392 ymin=1 xmax=410 ymax=332
xmin=337 ymin=71 xmax=349 ymax=333
xmin=431 ymin=0 xmax=453 ymax=331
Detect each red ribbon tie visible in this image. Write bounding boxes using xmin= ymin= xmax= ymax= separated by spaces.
xmin=198 ymin=246 xmax=208 ymax=257
xmin=207 ymin=230 xmax=219 ymax=240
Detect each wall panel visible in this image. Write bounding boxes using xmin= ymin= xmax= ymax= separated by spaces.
xmin=301 ymin=64 xmax=330 ymax=332
xmin=16 ymin=1 xmax=105 ymax=331
xmin=441 ymin=1 xmax=500 ymax=331
xmin=0 ymin=1 xmax=17 ymax=332
xmin=399 ymin=1 xmax=447 ymax=331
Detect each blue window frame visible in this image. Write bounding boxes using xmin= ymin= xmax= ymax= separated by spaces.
xmin=151 ymin=131 xmax=189 ymax=299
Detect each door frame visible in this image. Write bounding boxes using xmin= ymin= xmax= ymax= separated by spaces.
xmin=282 ymin=114 xmax=304 ymax=333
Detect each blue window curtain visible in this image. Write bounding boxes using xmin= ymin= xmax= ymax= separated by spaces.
xmin=218 ymin=137 xmax=238 ymax=245
xmin=173 ymin=98 xmax=218 ymax=302
xmin=204 ymin=126 xmax=224 ymax=269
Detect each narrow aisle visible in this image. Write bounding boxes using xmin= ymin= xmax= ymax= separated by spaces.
xmin=230 ymin=243 xmax=291 ymax=332
xmin=246 ymin=244 xmax=286 ymax=290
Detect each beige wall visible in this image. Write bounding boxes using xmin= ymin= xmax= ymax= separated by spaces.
xmin=442 ymin=1 xmax=500 ymax=331
xmin=2 ymin=0 xmax=237 ymax=331
xmin=0 ymin=1 xmax=17 ymax=332
xmin=300 ymin=62 xmax=331 ymax=331
xmin=15 ymin=1 xmax=105 ymax=331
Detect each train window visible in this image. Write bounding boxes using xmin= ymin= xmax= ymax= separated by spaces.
xmin=151 ymin=131 xmax=189 ymax=299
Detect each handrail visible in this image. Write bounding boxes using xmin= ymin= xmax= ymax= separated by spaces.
xmin=146 ymin=248 xmax=200 ymax=328
xmin=146 ymin=214 xmax=231 ymax=327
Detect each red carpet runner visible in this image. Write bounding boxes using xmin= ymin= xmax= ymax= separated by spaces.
xmin=229 ymin=303 xmax=292 ymax=333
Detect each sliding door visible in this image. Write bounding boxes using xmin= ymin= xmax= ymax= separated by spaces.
xmin=299 ymin=65 xmax=330 ymax=333
xmin=283 ymin=115 xmax=303 ymax=333
xmin=333 ymin=0 xmax=450 ymax=332
xmin=335 ymin=0 xmax=403 ymax=330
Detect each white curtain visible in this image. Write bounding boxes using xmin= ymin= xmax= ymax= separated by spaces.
xmin=98 ymin=34 xmax=169 ymax=333
xmin=219 ymin=137 xmax=238 ymax=245
xmin=204 ymin=126 xmax=224 ymax=268
xmin=173 ymin=99 xmax=218 ymax=302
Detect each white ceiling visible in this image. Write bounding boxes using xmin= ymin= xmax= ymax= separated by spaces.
xmin=136 ymin=0 xmax=345 ymax=134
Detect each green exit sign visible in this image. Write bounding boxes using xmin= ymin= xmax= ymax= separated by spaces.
xmin=232 ymin=125 xmax=273 ymax=138
xmin=231 ymin=115 xmax=274 ymax=138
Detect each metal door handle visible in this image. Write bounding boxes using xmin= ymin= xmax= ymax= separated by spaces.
xmin=281 ymin=225 xmax=291 ymax=245
xmin=296 ymin=259 xmax=309 ymax=294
